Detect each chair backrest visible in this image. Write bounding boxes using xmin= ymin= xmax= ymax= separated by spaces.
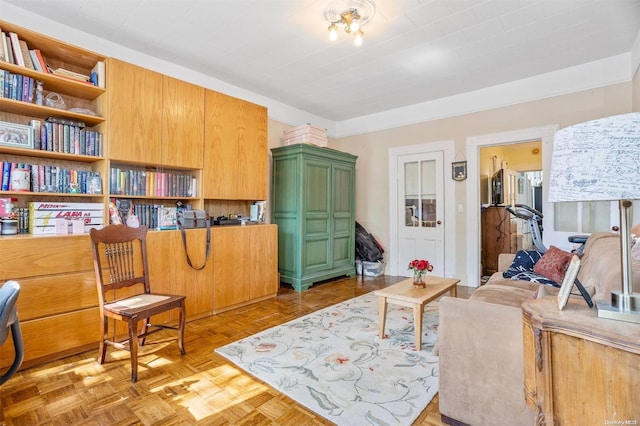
xmin=0 ymin=281 xmax=20 ymax=346
xmin=90 ymin=225 xmax=151 ymax=305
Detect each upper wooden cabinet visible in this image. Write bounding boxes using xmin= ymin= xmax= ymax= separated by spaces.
xmin=161 ymin=75 xmax=204 ymax=169
xmin=203 ymin=90 xmax=267 ymax=200
xmin=105 ymin=58 xmax=162 ymax=164
xmin=106 ymin=59 xmax=204 ymax=168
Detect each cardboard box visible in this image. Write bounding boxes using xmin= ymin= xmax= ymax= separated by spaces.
xmin=28 ymin=202 xmax=104 ymax=235
xmin=283 ymin=124 xmax=328 ymax=147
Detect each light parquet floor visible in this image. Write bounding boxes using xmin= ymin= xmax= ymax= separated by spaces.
xmin=0 ymin=275 xmax=473 ymax=426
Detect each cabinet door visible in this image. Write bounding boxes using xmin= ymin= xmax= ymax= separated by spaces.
xmin=332 ymin=162 xmax=355 ymax=268
xmin=212 ymin=225 xmax=278 ymax=309
xmin=203 ymin=90 xmax=267 ymax=199
xmin=107 ymin=59 xmax=162 ymax=164
xmin=161 ymin=75 xmax=205 ymax=169
xmin=303 ymin=158 xmax=332 ymax=274
xmin=147 ymin=230 xmax=213 ymax=321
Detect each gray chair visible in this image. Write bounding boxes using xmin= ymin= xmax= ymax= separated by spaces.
xmin=0 ymin=280 xmax=24 ymax=385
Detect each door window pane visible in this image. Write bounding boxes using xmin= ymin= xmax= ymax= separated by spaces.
xmin=403 ymin=160 xmax=437 ymax=227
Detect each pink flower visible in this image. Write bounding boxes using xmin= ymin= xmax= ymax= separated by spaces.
xmin=408 ymin=259 xmax=433 ymax=273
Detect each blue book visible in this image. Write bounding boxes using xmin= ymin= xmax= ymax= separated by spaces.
xmin=1 ymin=162 xmax=10 ymax=190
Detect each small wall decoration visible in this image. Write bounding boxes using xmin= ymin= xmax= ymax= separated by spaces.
xmin=0 ymin=121 xmax=33 ymax=149
xmin=452 ymin=161 xmax=467 ymax=181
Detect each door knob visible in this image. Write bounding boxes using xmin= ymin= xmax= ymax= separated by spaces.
xmin=437 ymin=220 xmax=442 ymax=225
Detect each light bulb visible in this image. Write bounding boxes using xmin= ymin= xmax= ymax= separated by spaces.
xmin=328 ymin=23 xmax=338 ymax=41
xmin=354 ymin=30 xmax=363 ymax=46
xmin=349 ymin=19 xmax=360 ymax=33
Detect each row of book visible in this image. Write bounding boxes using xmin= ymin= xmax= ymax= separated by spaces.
xmin=109 ymin=168 xmax=197 ymax=198
xmin=0 ymin=70 xmax=36 ymax=103
xmin=1 ymin=161 xmax=102 ymax=194
xmin=0 ymin=26 xmax=105 ymax=88
xmin=31 ymin=118 xmax=103 ymax=157
xmin=110 ymin=199 xmax=177 ymax=230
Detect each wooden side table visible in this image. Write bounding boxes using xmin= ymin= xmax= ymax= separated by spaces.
xmin=375 ymin=276 xmax=459 ymax=348
xmin=522 ymin=297 xmax=640 ymax=425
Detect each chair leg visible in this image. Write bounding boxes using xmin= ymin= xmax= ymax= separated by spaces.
xmin=98 ymin=316 xmax=108 ymax=364
xmin=139 ymin=318 xmax=150 ymax=347
xmin=178 ymin=303 xmax=186 ymax=355
xmin=0 ymin=322 xmax=24 ymax=386
xmin=128 ymin=319 xmax=138 ymax=383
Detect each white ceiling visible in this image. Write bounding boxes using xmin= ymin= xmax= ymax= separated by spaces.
xmin=5 ymin=0 xmax=640 ymax=123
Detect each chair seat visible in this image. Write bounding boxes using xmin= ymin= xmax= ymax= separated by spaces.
xmin=105 ymin=293 xmax=185 ymax=316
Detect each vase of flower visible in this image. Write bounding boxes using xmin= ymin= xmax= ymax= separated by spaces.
xmin=408 ymin=259 xmax=433 ymax=288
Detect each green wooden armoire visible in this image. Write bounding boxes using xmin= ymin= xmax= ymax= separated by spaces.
xmin=271 ymin=144 xmax=358 ymax=291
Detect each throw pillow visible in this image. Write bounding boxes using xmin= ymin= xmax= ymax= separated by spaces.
xmin=533 ymin=245 xmax=574 ymax=285
xmin=510 ymin=271 xmax=559 ymax=287
xmin=503 ymin=250 xmax=544 ymax=278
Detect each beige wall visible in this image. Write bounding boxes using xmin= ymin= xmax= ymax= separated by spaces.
xmin=267 ymin=82 xmax=630 ymax=282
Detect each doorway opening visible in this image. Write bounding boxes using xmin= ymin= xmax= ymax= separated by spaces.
xmin=478 ymin=142 xmax=542 ymax=280
xmin=465 ymin=125 xmax=558 ymax=288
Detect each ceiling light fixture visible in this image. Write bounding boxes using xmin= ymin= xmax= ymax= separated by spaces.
xmin=324 ymin=0 xmax=375 ymax=46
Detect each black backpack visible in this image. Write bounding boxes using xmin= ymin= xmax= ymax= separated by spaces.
xmin=355 ymin=221 xmax=384 ymax=262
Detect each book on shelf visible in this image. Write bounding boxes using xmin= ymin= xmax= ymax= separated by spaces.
xmin=52 ymin=67 xmax=91 ymax=82
xmin=28 ymin=50 xmax=42 ymax=72
xmin=0 ymin=30 xmax=6 ymax=62
xmin=8 ymin=32 xmax=24 ymax=67
xmin=158 ymin=206 xmax=177 ymax=230
xmin=33 ymin=49 xmax=48 ymax=73
xmin=4 ymin=34 xmax=14 ymax=65
xmin=1 ymin=162 xmax=10 ymax=191
xmin=91 ymin=60 xmax=105 ymax=88
xmin=18 ymin=40 xmax=34 ymax=70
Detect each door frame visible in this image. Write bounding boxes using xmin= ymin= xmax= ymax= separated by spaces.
xmin=388 ymin=140 xmax=455 ymax=277
xmin=465 ymin=124 xmax=559 ymax=287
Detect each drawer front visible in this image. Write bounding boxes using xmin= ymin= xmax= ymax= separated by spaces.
xmin=0 ymin=307 xmax=100 ymax=368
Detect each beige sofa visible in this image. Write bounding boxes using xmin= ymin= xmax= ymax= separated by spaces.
xmin=437 ymin=232 xmax=640 ymax=426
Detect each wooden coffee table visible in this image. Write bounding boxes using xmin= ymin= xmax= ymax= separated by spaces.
xmin=375 ymin=276 xmax=460 ymax=348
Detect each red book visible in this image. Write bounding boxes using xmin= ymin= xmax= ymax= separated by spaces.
xmin=33 ymin=49 xmax=49 ymax=74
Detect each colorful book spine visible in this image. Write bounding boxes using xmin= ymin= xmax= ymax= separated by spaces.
xmin=1 ymin=162 xmax=10 ymax=190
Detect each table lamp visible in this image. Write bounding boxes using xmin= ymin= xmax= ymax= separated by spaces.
xmin=548 ymin=112 xmax=640 ymax=323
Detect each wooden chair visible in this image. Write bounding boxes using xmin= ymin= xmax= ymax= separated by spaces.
xmin=89 ymin=225 xmax=186 ymax=382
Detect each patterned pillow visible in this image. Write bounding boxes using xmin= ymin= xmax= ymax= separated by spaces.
xmin=533 ymin=245 xmax=574 ymax=285
xmin=502 ymin=250 xmax=544 ymax=278
xmin=510 ymin=271 xmax=559 ymax=287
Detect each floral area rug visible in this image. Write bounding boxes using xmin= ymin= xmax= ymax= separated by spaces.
xmin=215 ymin=292 xmax=439 ymax=425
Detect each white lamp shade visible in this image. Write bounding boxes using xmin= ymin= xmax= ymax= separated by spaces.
xmin=548 ymin=112 xmax=640 ymax=202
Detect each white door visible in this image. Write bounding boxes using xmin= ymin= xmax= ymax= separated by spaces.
xmin=396 ymin=152 xmax=445 ymax=276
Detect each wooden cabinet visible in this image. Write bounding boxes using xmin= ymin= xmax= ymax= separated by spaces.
xmin=0 ymin=19 xmax=277 ymax=372
xmin=271 ymin=144 xmax=357 ymax=291
xmin=0 ymin=235 xmax=100 ymax=369
xmin=148 ymin=229 xmax=214 ymax=321
xmin=522 ymin=297 xmax=640 ymax=424
xmin=106 ymin=58 xmax=162 ymax=164
xmin=107 ymin=59 xmax=204 ymax=169
xmin=212 ymin=225 xmax=278 ymax=311
xmin=203 ymin=90 xmax=267 ymax=200
xmin=481 ymin=206 xmax=517 ymax=276
xmin=161 ymin=75 xmax=204 ymax=169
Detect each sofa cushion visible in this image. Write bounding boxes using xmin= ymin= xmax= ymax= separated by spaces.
xmin=470 ymin=283 xmax=537 ymax=308
xmin=533 ymin=245 xmax=573 ymax=285
xmin=502 ymin=250 xmax=543 ymax=277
